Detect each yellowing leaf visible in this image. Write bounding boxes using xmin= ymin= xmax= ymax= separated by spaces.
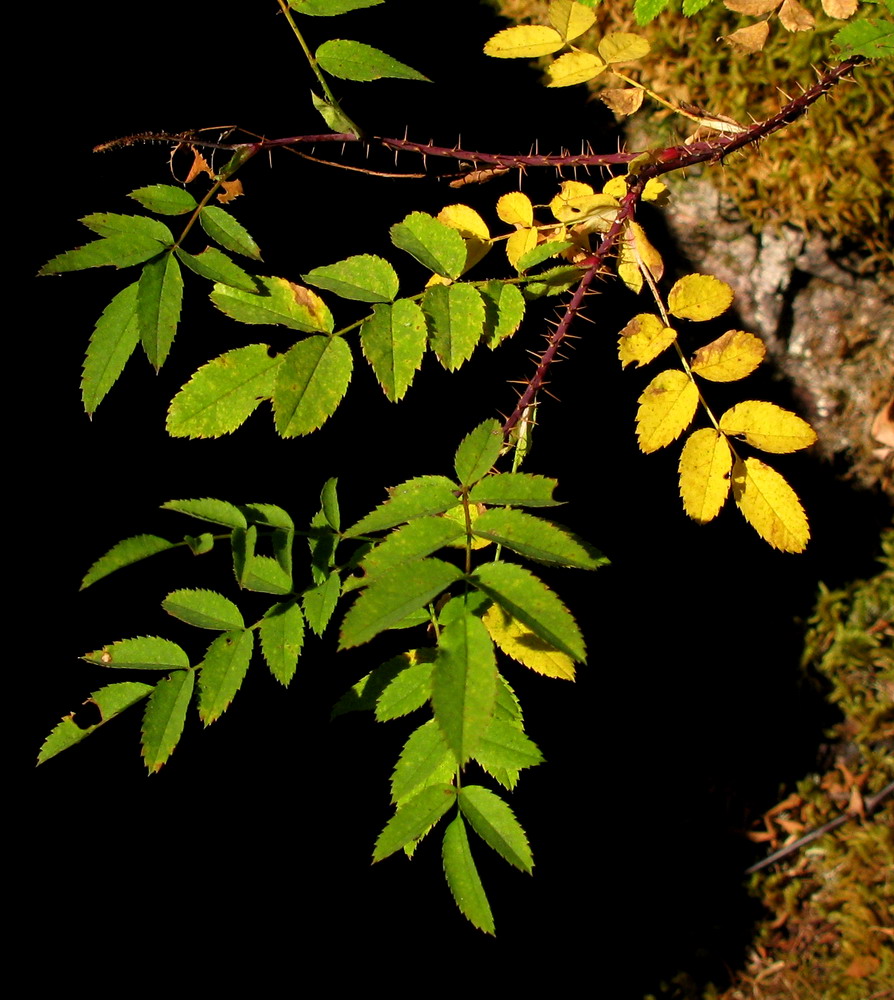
xmin=546 ymin=50 xmax=606 ymax=87
xmin=438 ymin=204 xmax=490 ymax=241
xmin=778 ymin=0 xmax=815 ymax=30
xmin=636 ymin=370 xmax=699 ymax=453
xmin=618 ymin=221 xmax=664 ymax=292
xmin=484 ymin=24 xmax=565 ymax=59
xmin=731 ymin=457 xmax=809 ymax=552
xmin=482 ymin=604 xmax=575 ymax=680
xmin=722 ymin=20 xmax=770 ymax=52
xmin=599 ymin=88 xmax=644 ymax=116
xmin=719 ymin=400 xmax=817 ymax=453
xmin=642 ymin=178 xmax=668 ymax=203
xmin=602 ymin=177 xmax=628 ymax=199
xmin=618 ymin=313 xmax=677 ymax=368
xmin=678 ymin=429 xmax=733 ymax=522
xmin=598 ymin=32 xmax=651 ymax=63
xmin=496 ymin=191 xmax=534 ymax=228
xmin=550 ymin=183 xmax=618 ymax=228
xmin=821 ymin=0 xmax=857 ymax=16
xmin=723 ymin=0 xmax=782 ymax=13
xmin=690 ymin=330 xmax=766 ymax=382
xmin=668 ymin=274 xmax=734 ymax=322
xmin=506 ymin=228 xmax=539 ymax=270
xmin=548 ymin=0 xmax=597 ymax=40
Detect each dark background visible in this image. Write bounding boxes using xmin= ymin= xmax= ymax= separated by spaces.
xmin=17 ymin=0 xmax=891 ymax=990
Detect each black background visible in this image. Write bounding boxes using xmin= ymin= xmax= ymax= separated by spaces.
xmin=17 ymin=0 xmax=891 ymax=990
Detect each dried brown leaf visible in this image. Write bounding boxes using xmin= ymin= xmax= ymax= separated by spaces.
xmin=721 ymin=20 xmax=771 ymax=51
xmin=217 ymin=179 xmax=244 ymax=204
xmin=778 ymin=0 xmax=815 ymax=31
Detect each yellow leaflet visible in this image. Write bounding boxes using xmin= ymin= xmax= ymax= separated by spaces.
xmin=597 ymin=32 xmax=651 ymax=64
xmin=507 ymin=227 xmax=538 ymax=269
xmin=618 ymin=221 xmax=664 ymax=293
xmin=678 ymin=428 xmax=733 ymax=523
xmin=668 ymin=274 xmax=734 ymax=322
xmin=484 ymin=25 xmax=565 ymax=59
xmin=497 ymin=191 xmax=534 ymax=228
xmin=618 ymin=313 xmax=677 ymax=368
xmin=438 ymin=205 xmax=490 ymax=241
xmin=732 ymin=457 xmax=809 ymax=552
xmin=548 ymin=0 xmax=597 ymax=41
xmin=546 ymin=50 xmax=606 ymax=87
xmin=636 ymin=369 xmax=699 ymax=453
xmin=442 ymin=504 xmax=490 ymax=549
xmin=602 ymin=176 xmax=628 ymax=199
xmin=779 ymin=0 xmax=815 ymax=31
xmin=690 ymin=330 xmax=765 ymax=382
xmin=719 ymin=400 xmax=817 ymax=453
xmin=722 ymin=21 xmax=770 ymax=52
xmin=642 ymin=178 xmax=668 ymax=204
xmin=599 ymin=88 xmax=644 ymax=117
xmin=482 ymin=604 xmax=575 ymax=680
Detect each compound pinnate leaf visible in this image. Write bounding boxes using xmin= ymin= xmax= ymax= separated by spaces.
xmin=175 ymin=247 xmax=257 ymax=292
xmin=339 ymin=558 xmax=463 ymax=648
xmin=678 ymin=428 xmax=733 ymax=523
xmin=81 ymin=533 xmax=175 ymax=590
xmin=199 ymin=206 xmax=261 ymax=260
xmin=442 ymin=816 xmax=495 ymax=935
xmin=303 ymin=254 xmax=398 ymax=303
xmin=360 ymin=298 xmax=427 ymax=401
xmin=549 ymin=0 xmax=598 ymax=39
xmin=636 ymin=369 xmax=699 ymax=453
xmin=166 ymin=344 xmax=281 ymax=438
xmin=598 ymin=32 xmax=651 ymax=62
xmin=315 ymin=39 xmax=430 ymax=81
xmin=691 ymin=330 xmax=765 ymax=382
xmin=197 ymin=629 xmax=254 ymax=725
xmin=142 ymin=669 xmax=195 ymax=773
xmin=80 ymin=213 xmax=174 ymax=244
xmin=273 ymin=335 xmax=353 ymax=437
xmin=484 ymin=24 xmax=564 ymax=58
xmin=468 ymin=473 xmax=560 ymax=508
xmin=259 ymin=600 xmax=305 ymax=686
xmin=481 ymin=603 xmax=576 ymax=680
xmin=424 ymin=284 xmax=486 ymax=371
xmin=719 ymin=400 xmax=817 ymax=453
xmin=373 ymin=784 xmax=457 ymax=862
xmin=129 ymin=184 xmax=198 ymax=215
xmin=211 ymin=276 xmax=333 ymax=333
xmin=458 ymin=784 xmax=533 ymax=873
xmin=81 ymin=281 xmax=141 ymax=415
xmin=391 ymin=213 xmax=467 ymax=279
xmin=454 ymin=419 xmax=504 ymax=487
xmin=162 ymin=498 xmax=247 ymax=528
xmin=39 ymin=236 xmax=167 ymax=274
xmin=291 ymin=0 xmax=384 ymax=13
xmin=391 ymin=720 xmax=456 ymax=805
xmin=38 ymin=682 xmax=155 ymax=764
xmin=138 ymin=252 xmax=183 ymax=369
xmin=471 ymin=561 xmax=586 ymax=663
xmin=361 ymin=517 xmax=465 ymax=579
xmin=546 ymin=50 xmax=606 ymax=87
xmin=162 ymin=589 xmax=245 ymax=630
xmin=668 ymin=274 xmax=734 ymax=321
xmin=473 ymin=508 xmax=607 ymax=570
xmin=732 ymin=457 xmax=809 ymax=552
xmin=617 ymin=312 xmax=677 ymax=369
xmin=83 ymin=636 xmax=190 ymax=671
xmin=344 ymin=476 xmax=460 ymax=537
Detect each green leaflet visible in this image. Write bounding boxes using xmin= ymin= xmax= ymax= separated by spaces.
xmin=494 ymin=671 xmax=524 ymax=726
xmin=175 ymin=247 xmax=258 ymax=292
xmin=634 ymin=0 xmax=671 ymax=24
xmin=681 ymin=0 xmax=714 ymax=13
xmin=455 ymin=419 xmax=504 ymax=488
xmin=432 ymin=604 xmax=498 ymax=764
xmin=423 ymin=284 xmax=486 ymax=371
xmin=391 ymin=720 xmax=457 ymax=805
xmin=83 ymin=636 xmax=190 ymax=671
xmin=39 ymin=235 xmax=168 ymax=274
xmin=339 ymin=558 xmax=464 ymax=648
xmin=142 ymin=669 xmax=195 ymax=772
xmin=473 ymin=717 xmax=543 ymax=791
xmin=243 ymin=502 xmax=295 ymax=531
xmin=162 ymin=498 xmax=247 ymax=528
xmin=259 ymin=600 xmax=305 ymax=686
xmin=310 ymin=91 xmax=361 ymax=135
xmin=390 ymin=213 xmax=466 ymax=278
xmin=81 ymin=533 xmax=175 ymax=589
xmin=81 ymin=281 xmax=141 ymax=415
xmin=302 ymin=570 xmax=342 ymax=636
xmin=138 ymin=252 xmax=183 ymax=369
xmin=197 ymin=630 xmax=254 ymax=725
xmin=166 ymin=344 xmax=282 ymax=438
xmin=316 ymin=39 xmax=430 ymax=82
xmin=442 ymin=816 xmax=495 ymax=935
xmin=273 ymin=335 xmax=353 ymax=436
xmin=481 ymin=280 xmax=525 ymax=347
xmin=320 ymin=478 xmax=340 ymax=532
xmin=343 ymin=475 xmax=460 ymax=538
xmin=470 ymin=561 xmax=586 ymax=662
xmin=458 ymin=785 xmax=533 ymax=873
xmin=471 ymin=508 xmax=608 ymax=569
xmin=199 ymin=205 xmax=262 ymax=260
xmin=833 ymin=15 xmax=894 ymax=58
xmin=331 ymin=650 xmax=431 ymax=717
xmin=291 ymin=0 xmax=384 ymax=14
xmin=361 ymin=516 xmax=465 ymax=579
xmin=241 ymin=554 xmax=293 ymax=595
xmin=522 ymin=265 xmax=581 ymax=298
xmin=515 ymin=241 xmax=573 ymax=273
xmin=185 ymin=533 xmax=215 ymax=555
xmin=80 ymin=212 xmax=173 ymax=244
xmin=375 ymin=659 xmax=434 ymax=721
xmin=37 ymin=682 xmax=155 ymax=764
xmin=360 ymin=299 xmax=427 ymax=401
xmin=303 ymin=254 xmax=398 ymax=302
xmin=162 ymin=589 xmax=245 ymax=630
xmin=129 ymin=184 xmax=198 ymax=215
xmin=211 ymin=276 xmax=333 ymax=332
xmin=373 ymin=784 xmax=456 ymax=862
xmin=468 ymin=472 xmax=561 ymax=507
